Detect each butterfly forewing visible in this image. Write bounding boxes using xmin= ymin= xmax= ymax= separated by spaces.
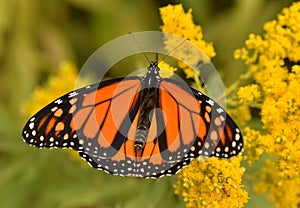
xmin=22 ymin=77 xmax=140 ymax=152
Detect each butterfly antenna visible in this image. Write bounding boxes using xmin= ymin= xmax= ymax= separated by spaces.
xmin=129 ymin=32 xmax=151 ymax=64
xmin=158 ymin=38 xmax=189 ymax=64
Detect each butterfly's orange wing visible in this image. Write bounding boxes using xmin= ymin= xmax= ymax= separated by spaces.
xmin=23 ymin=77 xmax=140 ymax=153
xmin=159 ymin=79 xmax=243 ymax=160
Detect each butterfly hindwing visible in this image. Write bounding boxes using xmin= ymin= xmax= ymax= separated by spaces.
xmin=190 ymin=87 xmax=243 ymax=158
xmin=160 ymin=78 xmax=243 ymax=160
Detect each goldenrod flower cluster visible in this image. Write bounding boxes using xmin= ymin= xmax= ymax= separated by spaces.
xmin=237 ymin=84 xmax=261 ymax=103
xmin=235 ymin=2 xmax=300 ymax=207
xmin=174 ymin=157 xmax=248 ymax=208
xmin=159 ymin=4 xmax=215 ymax=59
xmin=160 ymin=4 xmax=216 ymax=88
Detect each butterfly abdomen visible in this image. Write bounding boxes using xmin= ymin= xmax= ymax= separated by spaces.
xmin=135 ymin=87 xmax=159 ymax=152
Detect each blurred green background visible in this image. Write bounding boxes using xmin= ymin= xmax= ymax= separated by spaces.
xmin=0 ymin=0 xmax=296 ymax=207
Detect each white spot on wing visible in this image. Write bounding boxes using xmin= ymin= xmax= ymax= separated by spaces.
xmin=68 ymin=91 xmax=79 ymax=98
xmin=224 ymin=146 xmax=229 ymax=152
xmin=216 ymin=107 xmax=224 ymax=113
xmin=29 ymin=122 xmax=34 ymax=129
xmin=235 ymin=134 xmax=240 ymax=141
xmin=51 ymin=106 xmax=58 ymax=112
xmin=54 ymin=99 xmax=63 ymax=105
xmin=206 ymin=99 xmax=214 ymax=106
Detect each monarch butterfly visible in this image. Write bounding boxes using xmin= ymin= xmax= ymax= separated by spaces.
xmin=22 ymin=58 xmax=243 ymax=178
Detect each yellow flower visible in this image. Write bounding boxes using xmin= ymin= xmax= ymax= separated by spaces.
xmin=237 ymin=84 xmax=261 ymax=102
xmin=242 ymin=127 xmax=269 ymax=165
xmin=158 ymin=60 xmax=177 ymax=78
xmin=254 ymin=159 xmax=300 ymax=208
xmin=174 ymin=157 xmax=248 ymax=208
xmin=160 ymin=4 xmax=215 ymax=84
xmin=292 ymin=65 xmax=300 ymax=74
xmin=254 ymin=66 xmax=288 ymax=98
xmin=235 ymin=1 xmax=300 ymax=207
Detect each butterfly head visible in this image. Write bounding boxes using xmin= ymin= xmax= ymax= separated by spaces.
xmin=149 ymin=61 xmax=159 ymax=72
xmin=141 ymin=61 xmax=161 ymax=88
xmin=147 ymin=53 xmax=160 ymax=75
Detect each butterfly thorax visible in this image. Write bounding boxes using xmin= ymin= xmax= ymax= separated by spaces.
xmin=135 ymin=62 xmax=161 ymax=152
